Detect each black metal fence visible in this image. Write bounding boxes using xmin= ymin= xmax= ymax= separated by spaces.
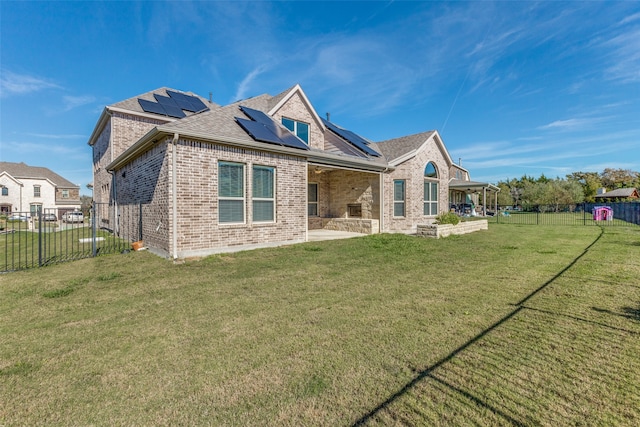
xmin=1 ymin=203 xmax=140 ymax=273
xmin=493 ymin=202 xmax=640 ymax=226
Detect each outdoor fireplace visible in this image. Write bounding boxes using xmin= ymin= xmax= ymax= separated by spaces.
xmin=348 ymin=203 xmax=362 ymax=218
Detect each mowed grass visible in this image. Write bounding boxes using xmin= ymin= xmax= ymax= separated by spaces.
xmin=1 ymin=226 xmax=129 ymax=272
xmin=1 ymin=225 xmax=639 ymax=426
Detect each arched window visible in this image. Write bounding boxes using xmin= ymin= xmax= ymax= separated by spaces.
xmin=424 ymin=162 xmax=439 ymax=215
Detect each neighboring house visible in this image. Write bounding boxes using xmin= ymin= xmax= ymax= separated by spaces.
xmin=594 ymin=187 xmax=639 ymax=202
xmin=0 ymin=162 xmax=82 ymax=216
xmin=88 ymin=84 xmax=498 ymax=258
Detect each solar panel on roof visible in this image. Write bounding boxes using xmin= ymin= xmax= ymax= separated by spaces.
xmin=166 ymin=90 xmax=209 ymax=113
xmin=269 ymin=120 xmax=310 ymax=150
xmin=138 ymin=98 xmax=186 ymax=118
xmin=236 ymin=118 xmax=286 ymax=146
xmin=236 ymin=106 xmax=309 ymax=151
xmin=162 ymin=104 xmax=187 ymax=118
xmin=239 ymin=106 xmax=273 ymax=124
xmin=322 ymin=118 xmax=380 ymax=157
xmin=138 ymin=99 xmax=167 ymax=116
xmin=186 ymin=96 xmax=208 ymax=112
xmin=154 ymin=94 xmax=179 ymax=107
xmin=171 ymin=95 xmax=197 ymax=112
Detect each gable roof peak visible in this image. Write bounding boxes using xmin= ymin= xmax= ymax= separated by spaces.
xmin=267 ymin=83 xmax=324 ymax=129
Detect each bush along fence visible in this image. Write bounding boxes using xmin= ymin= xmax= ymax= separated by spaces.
xmin=1 ymin=203 xmax=141 ymax=273
xmin=494 ymin=202 xmax=640 ymax=226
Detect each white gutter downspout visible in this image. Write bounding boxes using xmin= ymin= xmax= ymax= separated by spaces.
xmin=172 ymin=133 xmax=179 ymax=260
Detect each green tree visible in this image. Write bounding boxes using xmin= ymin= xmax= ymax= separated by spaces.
xmin=567 ymin=172 xmax=602 ymax=203
xmin=81 ymin=195 xmax=93 ymax=213
xmin=547 ymin=179 xmax=584 ymax=211
xmin=496 ymin=182 xmax=513 ymax=206
xmin=600 ymin=168 xmax=639 ymax=189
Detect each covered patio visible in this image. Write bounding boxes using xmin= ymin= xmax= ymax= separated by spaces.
xmin=307 ymin=163 xmax=383 ymax=234
xmin=449 ymin=179 xmax=501 ymax=216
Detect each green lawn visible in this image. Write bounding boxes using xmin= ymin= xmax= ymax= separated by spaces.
xmin=1 ymin=226 xmax=129 ymax=272
xmin=1 ymin=225 xmax=639 ymax=426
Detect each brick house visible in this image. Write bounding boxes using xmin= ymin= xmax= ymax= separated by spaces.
xmin=88 ymin=84 xmax=497 ymax=258
xmin=0 ymin=161 xmax=81 ymax=217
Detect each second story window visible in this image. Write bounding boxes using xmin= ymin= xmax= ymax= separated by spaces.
xmin=1 ymin=187 xmax=7 ymax=196
xmin=62 ymin=189 xmax=69 ymax=198
xmin=34 ymin=185 xmax=41 ymax=198
xmin=281 ymin=117 xmax=309 ymax=144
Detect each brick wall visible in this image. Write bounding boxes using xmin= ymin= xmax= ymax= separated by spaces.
xmin=55 ymin=187 xmax=80 ymax=204
xmin=271 ymin=91 xmax=324 ymax=150
xmin=93 ymin=112 xmax=166 ymax=205
xmin=173 ymin=139 xmax=307 ymax=257
xmin=111 ymin=112 xmax=167 ymax=159
xmin=114 ymin=137 xmax=170 ymax=252
xmin=113 ymin=136 xmax=307 ymax=258
xmin=383 ymin=136 xmax=450 ymax=233
xmin=92 ymin=118 xmax=112 ymax=205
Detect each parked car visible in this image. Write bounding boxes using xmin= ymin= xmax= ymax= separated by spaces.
xmin=42 ymin=213 xmax=57 ymax=221
xmin=63 ymin=212 xmax=84 ymax=223
xmin=8 ymin=214 xmax=28 ymax=222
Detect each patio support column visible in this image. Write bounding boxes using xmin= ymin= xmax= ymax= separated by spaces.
xmin=483 ymin=187 xmax=487 ymax=216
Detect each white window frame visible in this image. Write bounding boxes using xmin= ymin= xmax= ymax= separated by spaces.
xmin=308 ymin=182 xmax=318 ymax=217
xmin=34 ymin=185 xmax=41 ymax=198
xmin=62 ymin=189 xmax=69 ymax=199
xmin=281 ymin=117 xmax=310 ymax=144
xmin=424 ymin=180 xmax=439 ymax=216
xmin=424 ymin=162 xmax=439 ymax=216
xmin=252 ymin=165 xmax=276 ymax=223
xmin=218 ymin=161 xmax=246 ymax=224
xmin=393 ymin=179 xmax=405 ymax=217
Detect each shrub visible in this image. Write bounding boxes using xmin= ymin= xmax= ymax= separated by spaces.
xmin=435 ymin=212 xmax=460 ymax=225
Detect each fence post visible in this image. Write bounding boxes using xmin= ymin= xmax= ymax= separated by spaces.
xmin=38 ymin=212 xmax=43 ymax=267
xmin=92 ymin=202 xmax=97 ymax=257
xmin=583 ymin=202 xmax=586 ymax=225
xmin=536 ymin=205 xmax=539 ymax=225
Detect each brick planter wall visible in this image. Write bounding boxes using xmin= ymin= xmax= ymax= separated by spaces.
xmin=417 ymin=219 xmax=488 ymax=238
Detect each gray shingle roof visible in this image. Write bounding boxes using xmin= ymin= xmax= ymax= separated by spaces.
xmin=110 ymin=87 xmax=218 ymax=116
xmin=371 ymin=131 xmax=436 ymax=162
xmin=0 ymin=162 xmax=79 ymax=188
xmin=105 ymin=84 xmax=439 ymax=171
xmin=595 ymin=188 xmax=638 ymax=198
xmin=158 ymin=94 xmax=273 ymax=143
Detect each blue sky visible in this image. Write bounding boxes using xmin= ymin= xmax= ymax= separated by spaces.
xmin=1 ymin=1 xmax=639 ymax=195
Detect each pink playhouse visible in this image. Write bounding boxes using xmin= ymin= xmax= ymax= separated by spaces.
xmin=593 ymin=206 xmax=613 ymax=221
